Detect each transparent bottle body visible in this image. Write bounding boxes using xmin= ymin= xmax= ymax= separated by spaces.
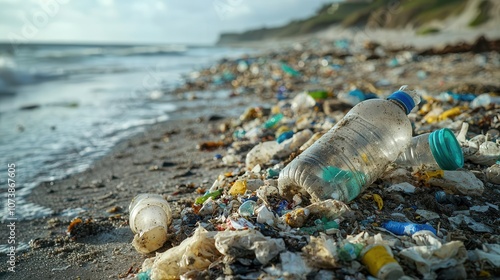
xmin=394 ymin=133 xmax=439 ymax=169
xmin=278 ymin=99 xmax=413 ymax=202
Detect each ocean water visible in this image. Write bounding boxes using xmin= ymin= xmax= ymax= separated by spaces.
xmin=0 ymin=43 xmax=254 ymax=220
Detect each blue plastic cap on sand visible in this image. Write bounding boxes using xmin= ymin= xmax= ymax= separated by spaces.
xmin=429 ymin=128 xmax=464 ymax=170
xmin=387 ymin=90 xmax=415 ymax=114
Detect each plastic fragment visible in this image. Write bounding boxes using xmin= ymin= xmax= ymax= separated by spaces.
xmin=263 ymin=113 xmax=284 ymax=129
xmin=302 ymin=235 xmax=339 ymax=269
xmin=229 ymin=180 xmax=247 ymax=196
xmin=448 ymin=214 xmax=493 ymax=233
xmin=416 ymin=209 xmax=440 ymax=220
xmin=214 ymin=229 xmax=286 ymax=265
xmin=427 ymin=170 xmax=484 ymax=196
xmin=400 ymin=233 xmax=467 ymax=279
xmin=280 ymin=251 xmax=312 ymax=276
xmin=386 ymin=182 xmax=416 ymax=193
xmin=372 ymin=194 xmax=383 ymax=210
xmin=195 ymin=189 xmax=223 ymax=205
xmin=238 ymin=200 xmax=257 ymax=217
xmin=140 ymin=226 xmax=220 ymax=280
xmin=382 ymin=221 xmax=437 ymax=236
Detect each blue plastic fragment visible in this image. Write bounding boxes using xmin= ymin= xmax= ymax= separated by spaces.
xmin=277 ymin=131 xmax=294 ymax=143
xmin=382 ymin=221 xmax=437 ymax=236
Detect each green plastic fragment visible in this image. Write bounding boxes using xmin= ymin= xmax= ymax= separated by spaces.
xmin=137 ymin=269 xmax=151 ymax=280
xmin=338 ymin=243 xmax=364 ymax=261
xmin=280 ymin=63 xmax=300 ymax=77
xmin=195 ymin=189 xmax=223 ymax=205
xmin=263 ymin=113 xmax=284 ymax=129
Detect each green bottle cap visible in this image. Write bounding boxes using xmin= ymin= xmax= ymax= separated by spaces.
xmin=428 ymin=128 xmax=464 ymax=170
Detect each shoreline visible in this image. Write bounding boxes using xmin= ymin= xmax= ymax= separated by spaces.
xmin=2 ymin=117 xmax=238 ymax=278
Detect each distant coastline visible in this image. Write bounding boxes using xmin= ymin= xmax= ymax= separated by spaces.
xmin=217 ymin=0 xmax=499 ymax=45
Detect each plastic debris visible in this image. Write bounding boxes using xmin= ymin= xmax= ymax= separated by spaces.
xmin=400 ymin=232 xmax=467 ymax=279
xmin=448 ymin=214 xmax=493 ymax=233
xmin=214 ymin=229 xmax=286 ymax=265
xmin=302 ymin=235 xmax=339 ymax=269
xmin=361 ymin=244 xmax=405 ymax=280
xmin=195 ymin=189 xmax=223 ymax=205
xmin=278 ymin=86 xmax=420 ymax=202
xmin=129 ymin=194 xmax=172 ymax=254
xmin=382 ymin=221 xmax=437 ymax=236
xmin=141 ymin=226 xmax=220 ymax=279
xmin=386 ymin=182 xmax=416 ymax=193
xmin=129 ymin=39 xmax=500 ymax=279
xmin=427 ymin=170 xmax=484 ymax=196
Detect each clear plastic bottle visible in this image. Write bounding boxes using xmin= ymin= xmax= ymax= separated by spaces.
xmin=278 ymin=86 xmax=419 ymax=202
xmin=395 ymin=128 xmax=464 ymax=170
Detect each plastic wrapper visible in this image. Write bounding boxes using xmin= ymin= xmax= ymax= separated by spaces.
xmin=399 ymin=232 xmax=467 ymax=279
xmin=427 ymin=170 xmax=484 ymax=196
xmin=302 ymin=235 xmax=339 ymax=269
xmin=214 ymin=229 xmax=285 ymax=265
xmin=141 ymin=226 xmax=220 ymax=280
xmin=457 ymin=122 xmax=500 ymax=166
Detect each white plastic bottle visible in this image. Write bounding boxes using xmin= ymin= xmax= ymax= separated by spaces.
xmin=278 ymin=86 xmax=420 ymax=202
xmin=395 ymin=128 xmax=464 ymax=170
xmin=129 ymin=193 xmax=172 ymax=254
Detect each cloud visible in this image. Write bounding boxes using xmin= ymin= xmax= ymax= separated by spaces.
xmin=0 ymin=0 xmax=333 ymax=44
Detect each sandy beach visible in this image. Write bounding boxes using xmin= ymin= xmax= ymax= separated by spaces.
xmin=2 ymin=29 xmax=500 ymax=279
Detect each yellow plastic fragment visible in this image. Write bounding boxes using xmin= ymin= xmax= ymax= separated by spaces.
xmin=271 ymin=105 xmax=281 ymax=115
xmin=423 ymin=170 xmax=444 ymax=181
xmin=372 ymin=194 xmax=383 ymax=210
xmin=438 ymin=106 xmax=467 ymax=121
xmin=418 ymin=102 xmax=432 ymax=115
xmin=229 ymin=180 xmax=247 ymax=196
xmin=479 ymin=270 xmax=491 ymax=277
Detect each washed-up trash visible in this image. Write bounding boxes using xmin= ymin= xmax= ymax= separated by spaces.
xmin=382 ymin=221 xmax=437 ymax=236
xmin=279 ymin=86 xmax=420 ymax=202
xmin=214 ymin=229 xmax=286 ymax=265
xmin=291 ymin=92 xmax=316 ymax=113
xmin=457 ymin=122 xmax=500 ymax=166
xmin=245 ymin=129 xmax=313 ymax=169
xmin=395 ymin=128 xmax=463 ymax=170
xmin=474 ymin=244 xmax=500 ymax=268
xmin=279 ymin=251 xmax=312 ymax=276
xmin=337 ymin=88 xmax=378 ymax=106
xmin=485 ymin=163 xmax=500 ymax=184
xmin=386 ymin=182 xmax=416 ymax=193
xmin=140 ymin=226 xmax=219 ymax=279
xmin=415 ymin=209 xmax=440 ymax=220
xmin=338 ymin=242 xmax=364 ymax=261
xmin=129 ymin=194 xmax=172 ymax=254
xmin=470 ymin=93 xmax=500 ymax=109
xmin=302 ymin=235 xmax=339 ymax=269
xmin=427 ymin=170 xmax=484 ymax=196
xmin=195 ymin=189 xmax=223 ymax=205
xmin=448 ymin=214 xmax=493 ymax=233
xmin=361 ymin=244 xmax=405 ymax=280
xmin=434 ymin=191 xmax=471 ymax=206
xmin=399 ymin=232 xmax=467 ymax=279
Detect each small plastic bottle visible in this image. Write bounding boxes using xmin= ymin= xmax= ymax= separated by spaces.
xmin=278 ymin=86 xmax=420 ymax=202
xmin=129 ymin=194 xmax=172 ymax=254
xmin=361 ymin=244 xmax=405 ymax=280
xmin=382 ymin=221 xmax=437 ymax=236
xmin=395 ymin=128 xmax=464 ymax=170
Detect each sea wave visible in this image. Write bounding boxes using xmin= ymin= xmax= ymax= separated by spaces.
xmin=33 ymin=44 xmax=188 ymax=60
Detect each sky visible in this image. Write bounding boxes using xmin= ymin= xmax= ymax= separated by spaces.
xmin=0 ymin=0 xmax=334 ymax=45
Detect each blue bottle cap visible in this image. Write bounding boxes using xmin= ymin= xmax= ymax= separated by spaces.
xmin=428 ymin=128 xmax=464 ymax=170
xmin=387 ymin=90 xmax=415 ymax=114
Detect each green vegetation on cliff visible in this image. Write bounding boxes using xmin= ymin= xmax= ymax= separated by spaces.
xmin=217 ymin=0 xmax=483 ymax=44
